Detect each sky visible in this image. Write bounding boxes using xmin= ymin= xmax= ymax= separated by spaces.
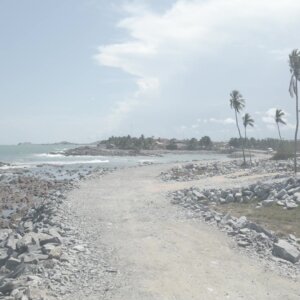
xmin=0 ymin=0 xmax=299 ymax=144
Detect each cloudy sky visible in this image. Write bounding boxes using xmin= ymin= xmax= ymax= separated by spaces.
xmin=0 ymin=0 xmax=299 ymax=144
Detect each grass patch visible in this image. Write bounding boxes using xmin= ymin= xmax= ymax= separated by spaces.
xmin=214 ymin=200 xmax=300 ymax=238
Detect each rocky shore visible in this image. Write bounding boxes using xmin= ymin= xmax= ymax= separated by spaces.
xmin=0 ymin=165 xmax=110 ymax=299
xmin=160 ymin=159 xmax=293 ymax=181
xmin=61 ymin=146 xmax=162 ymax=157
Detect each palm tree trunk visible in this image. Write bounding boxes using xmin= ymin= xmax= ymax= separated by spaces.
xmin=235 ymin=110 xmax=246 ymax=165
xmin=295 ymin=79 xmax=299 ymax=174
xmin=244 ymin=127 xmax=252 ymax=165
xmin=277 ymin=122 xmax=282 ymax=140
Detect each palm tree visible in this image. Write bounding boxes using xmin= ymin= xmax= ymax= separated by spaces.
xmin=289 ymin=49 xmax=300 ymax=173
xmin=230 ymin=90 xmax=246 ymax=165
xmin=243 ymin=113 xmax=254 ymax=164
xmin=275 ymin=109 xmax=286 ymax=140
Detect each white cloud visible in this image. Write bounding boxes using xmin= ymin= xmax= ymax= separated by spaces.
xmin=209 ymin=118 xmax=235 ymax=125
xmin=94 ymin=0 xmax=300 ymax=135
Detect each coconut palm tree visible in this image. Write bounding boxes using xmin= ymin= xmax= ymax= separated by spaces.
xmin=275 ymin=109 xmax=286 ymax=140
xmin=243 ymin=113 xmax=254 ymax=164
xmin=289 ymin=49 xmax=300 ymax=173
xmin=230 ymin=90 xmax=246 ymax=165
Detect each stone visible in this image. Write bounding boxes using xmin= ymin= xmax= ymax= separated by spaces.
xmin=272 ymin=239 xmax=300 ymax=263
xmin=16 ymin=233 xmax=39 ymax=252
xmin=0 ymin=229 xmax=12 ymax=242
xmin=246 ymin=222 xmax=273 ymax=238
xmin=276 ymin=189 xmax=287 ymax=199
xmin=38 ymin=233 xmax=61 ymax=246
xmin=261 ymin=199 xmax=274 ymax=207
xmin=235 ymin=193 xmax=242 ymax=202
xmin=238 ymin=240 xmax=250 ymax=247
xmin=286 ymin=201 xmax=298 ymax=209
xmin=73 ymin=245 xmax=85 ymax=252
xmin=5 ymin=257 xmax=21 ymax=271
xmin=235 ymin=216 xmax=248 ymax=228
xmin=225 ymin=194 xmax=234 ymax=203
xmin=192 ymin=190 xmax=206 ymax=200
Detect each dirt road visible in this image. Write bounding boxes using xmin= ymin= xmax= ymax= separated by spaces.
xmin=65 ymin=164 xmax=300 ymax=300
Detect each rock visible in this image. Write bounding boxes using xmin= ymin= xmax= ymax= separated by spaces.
xmin=73 ymin=245 xmax=85 ymax=252
xmin=276 ymin=189 xmax=287 ymax=199
xmin=38 ymin=233 xmax=61 ymax=246
xmin=272 ymin=239 xmax=300 ymax=263
xmin=246 ymin=222 xmax=273 ymax=238
xmin=238 ymin=240 xmax=250 ymax=247
xmin=261 ymin=199 xmax=274 ymax=207
xmin=23 ymin=221 xmax=33 ymax=233
xmin=0 ymin=280 xmax=21 ymax=295
xmin=6 ymin=234 xmax=18 ymax=251
xmin=18 ymin=253 xmax=39 ymax=264
xmin=235 ymin=192 xmax=242 ymax=202
xmin=5 ymin=258 xmax=21 ymax=271
xmin=235 ymin=216 xmax=248 ymax=228
xmin=0 ymin=248 xmax=9 ymax=266
xmin=225 ymin=194 xmax=234 ymax=203
xmin=0 ymin=229 xmax=12 ymax=242
xmin=285 ymin=201 xmax=298 ymax=209
xmin=192 ymin=190 xmax=206 ymax=200
xmin=16 ymin=233 xmax=39 ymax=252
xmin=42 ymin=244 xmax=62 ymax=259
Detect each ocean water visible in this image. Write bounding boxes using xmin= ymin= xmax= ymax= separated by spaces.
xmin=0 ymin=144 xmax=226 ymax=169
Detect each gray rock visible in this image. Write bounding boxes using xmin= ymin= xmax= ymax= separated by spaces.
xmin=272 ymin=239 xmax=300 ymax=263
xmin=235 ymin=193 xmax=242 ymax=202
xmin=225 ymin=194 xmax=234 ymax=203
xmin=276 ymin=189 xmax=287 ymax=199
xmin=285 ymin=201 xmax=298 ymax=209
xmin=235 ymin=216 xmax=248 ymax=228
xmin=246 ymin=222 xmax=273 ymax=238
xmin=261 ymin=199 xmax=274 ymax=207
xmin=5 ymin=258 xmax=21 ymax=271
xmin=0 ymin=248 xmax=9 ymax=266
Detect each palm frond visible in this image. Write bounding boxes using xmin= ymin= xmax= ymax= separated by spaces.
xmin=243 ymin=113 xmax=254 ymax=128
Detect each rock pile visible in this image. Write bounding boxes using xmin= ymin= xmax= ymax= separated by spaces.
xmin=199 ymin=176 xmax=300 ymax=210
xmin=161 ymin=160 xmax=293 ymax=182
xmin=170 ymin=182 xmax=300 ymax=276
xmin=0 ymin=166 xmax=110 ymax=299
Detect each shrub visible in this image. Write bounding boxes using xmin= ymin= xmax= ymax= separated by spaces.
xmin=272 ymin=143 xmax=294 ymax=160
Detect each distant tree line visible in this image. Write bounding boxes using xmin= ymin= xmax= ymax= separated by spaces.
xmin=100 ymin=135 xmax=213 ymax=151
xmin=103 ymin=135 xmax=156 ymax=150
xmin=228 ymin=137 xmax=297 ymax=151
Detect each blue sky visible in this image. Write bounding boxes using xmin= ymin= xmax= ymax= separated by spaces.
xmin=0 ymin=0 xmax=299 ymax=144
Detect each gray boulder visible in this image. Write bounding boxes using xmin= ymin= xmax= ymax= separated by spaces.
xmin=272 ymin=239 xmax=300 ymax=263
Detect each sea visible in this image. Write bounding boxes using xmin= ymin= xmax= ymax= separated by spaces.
xmin=0 ymin=144 xmax=226 ymax=170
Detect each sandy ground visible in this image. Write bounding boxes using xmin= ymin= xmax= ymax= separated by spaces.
xmin=65 ymin=163 xmax=300 ymax=300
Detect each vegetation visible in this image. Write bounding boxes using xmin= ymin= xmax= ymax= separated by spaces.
xmin=102 ymin=135 xmax=214 ymax=151
xmin=214 ymin=199 xmax=300 ymax=237
xmin=289 ymin=49 xmax=300 ymax=173
xmin=104 ymin=135 xmax=156 ymax=150
xmin=272 ymin=143 xmax=294 ymax=160
xmin=229 ymin=90 xmax=246 ymax=165
xmin=275 ymin=109 xmax=286 ymax=140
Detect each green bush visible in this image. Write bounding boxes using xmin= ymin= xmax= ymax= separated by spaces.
xmin=272 ymin=143 xmax=294 ymax=160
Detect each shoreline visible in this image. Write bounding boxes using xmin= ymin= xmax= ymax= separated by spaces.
xmin=0 ymin=157 xmax=299 ymax=298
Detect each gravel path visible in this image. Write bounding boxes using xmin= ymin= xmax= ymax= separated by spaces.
xmin=63 ymin=164 xmax=300 ymax=300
